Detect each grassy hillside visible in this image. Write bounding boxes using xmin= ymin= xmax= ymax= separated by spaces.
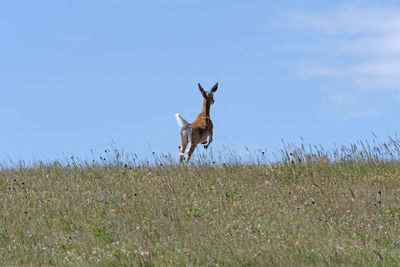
xmin=1 ymin=141 xmax=400 ymax=266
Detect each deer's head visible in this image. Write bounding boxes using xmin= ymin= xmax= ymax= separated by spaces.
xmin=198 ymin=82 xmax=218 ymax=105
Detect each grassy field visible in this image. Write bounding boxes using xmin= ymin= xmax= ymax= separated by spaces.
xmin=1 ymin=139 xmax=400 ymax=266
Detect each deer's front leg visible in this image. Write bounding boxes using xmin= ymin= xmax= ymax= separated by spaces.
xmin=204 ymin=129 xmax=213 ymax=149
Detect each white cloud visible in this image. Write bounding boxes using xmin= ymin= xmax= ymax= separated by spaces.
xmin=287 ymin=4 xmax=400 ymax=91
xmin=326 ymin=91 xmax=380 ymax=119
xmin=299 ymin=60 xmax=400 ymax=90
xmin=290 ymin=5 xmax=400 ymax=36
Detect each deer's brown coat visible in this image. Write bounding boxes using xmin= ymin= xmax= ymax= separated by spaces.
xmin=179 ymin=82 xmax=218 ymax=164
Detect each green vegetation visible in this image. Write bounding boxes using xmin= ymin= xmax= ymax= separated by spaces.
xmin=1 ymin=139 xmax=400 ymax=266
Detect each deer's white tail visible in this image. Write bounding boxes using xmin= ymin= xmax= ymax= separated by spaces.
xmin=175 ymin=113 xmax=189 ymax=128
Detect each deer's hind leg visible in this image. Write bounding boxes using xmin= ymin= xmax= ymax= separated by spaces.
xmin=179 ymin=127 xmax=190 ymax=164
xmin=186 ymin=142 xmax=197 ymax=165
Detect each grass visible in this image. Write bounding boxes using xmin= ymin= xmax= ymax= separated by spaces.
xmin=1 ymin=137 xmax=400 ymax=266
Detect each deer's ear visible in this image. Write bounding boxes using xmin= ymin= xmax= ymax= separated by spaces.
xmin=210 ymin=82 xmax=218 ymax=93
xmin=198 ymin=83 xmax=206 ymax=96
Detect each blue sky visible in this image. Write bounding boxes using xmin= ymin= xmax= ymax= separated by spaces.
xmin=2 ymin=0 xmax=400 ymax=162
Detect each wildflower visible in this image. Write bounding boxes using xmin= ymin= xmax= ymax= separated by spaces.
xmin=26 ymin=231 xmax=33 ymax=239
xmin=317 ymin=217 xmax=321 ymax=224
xmin=139 ymin=250 xmax=150 ymax=257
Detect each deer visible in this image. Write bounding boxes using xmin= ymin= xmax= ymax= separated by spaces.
xmin=175 ymin=82 xmax=218 ymax=165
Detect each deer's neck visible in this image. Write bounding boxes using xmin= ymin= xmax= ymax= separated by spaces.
xmin=201 ymin=98 xmax=211 ymax=116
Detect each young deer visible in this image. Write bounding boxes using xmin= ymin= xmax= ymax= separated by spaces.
xmin=175 ymin=82 xmax=218 ymax=164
